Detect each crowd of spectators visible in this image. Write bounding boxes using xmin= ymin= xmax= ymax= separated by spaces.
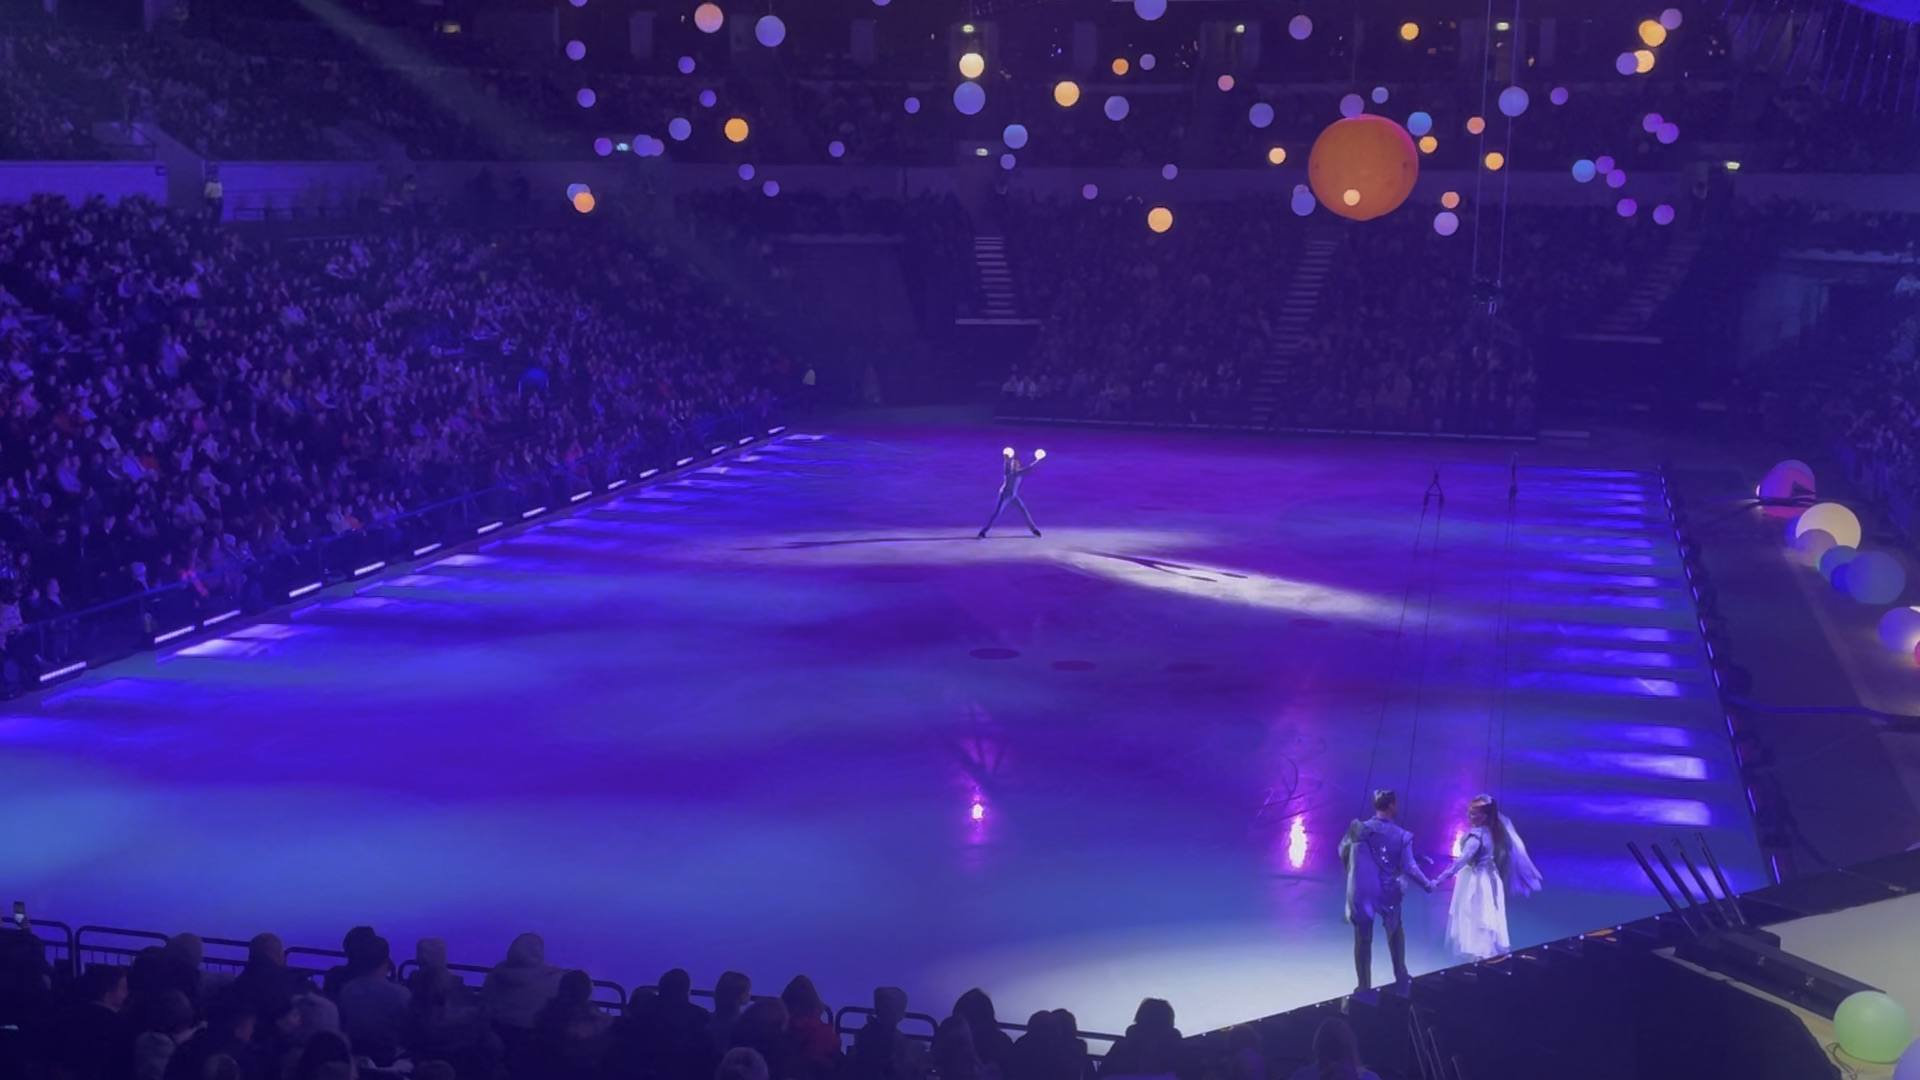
xmin=1813 ymin=271 xmax=1920 ymax=540
xmin=0 ymin=922 xmax=1391 ymax=1080
xmin=998 ymin=194 xmax=1279 ymax=426
xmin=0 ymin=194 xmax=788 ymax=685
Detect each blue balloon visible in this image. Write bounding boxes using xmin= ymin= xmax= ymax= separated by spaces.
xmin=669 ymin=117 xmax=692 ymax=142
xmin=1407 ymin=111 xmax=1433 ymax=137
xmin=1105 ymin=95 xmax=1130 ymax=121
xmin=1002 ymin=123 xmax=1029 ymax=149
xmin=1249 ymin=102 xmax=1274 ymax=129
xmin=1571 ymin=158 xmax=1596 ymax=183
xmin=954 ymin=81 xmax=986 ymax=116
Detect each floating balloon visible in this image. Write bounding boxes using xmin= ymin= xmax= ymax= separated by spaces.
xmin=1082 ymin=183 xmax=1099 ymax=200
xmin=1250 ymin=102 xmax=1275 ymax=128
xmin=1140 ymin=53 xmax=1156 ymax=71
xmin=1162 ymin=163 xmax=1178 ymax=180
xmin=1820 ymin=545 xmax=1859 ymax=583
xmin=593 ymin=137 xmax=612 ymax=156
xmin=1371 ymin=86 xmax=1389 ymax=104
xmin=762 ymin=180 xmax=780 ymax=197
xmin=1000 ymin=153 xmax=1015 ymax=170
xmin=1550 ymin=86 xmax=1569 ymax=105
xmin=1639 ymin=19 xmax=1668 ymax=47
xmin=958 ymin=52 xmax=985 ymax=79
xmin=1485 ymin=151 xmax=1505 ymax=171
xmin=1418 ymin=135 xmax=1437 ymax=154
xmin=1111 ymin=58 xmax=1129 ymax=76
xmin=1217 ymin=75 xmax=1235 ymax=92
xmin=1147 ymin=206 xmax=1173 ymax=233
xmin=1407 ymin=111 xmax=1433 ymax=136
xmin=1433 ymin=211 xmax=1459 ymax=236
xmin=828 ymin=140 xmax=845 ymax=158
xmin=1616 ymin=51 xmax=1637 ymax=75
xmin=1003 ymin=123 xmax=1029 ymax=149
xmin=755 ymin=15 xmax=785 ymax=46
xmin=678 ymin=55 xmax=695 ymax=74
xmin=738 ymin=163 xmax=754 ymax=180
xmin=1847 ymin=552 xmax=1907 ymax=605
xmin=576 ymin=88 xmax=596 ymax=108
xmin=1400 ymin=22 xmax=1419 ymax=41
xmin=1643 ymin=112 xmax=1664 ymax=133
xmin=1308 ymin=115 xmax=1419 ymax=222
xmin=1267 ymin=146 xmax=1287 ymax=165
xmin=694 ymin=3 xmax=724 ymax=33
xmin=1441 ymin=191 xmax=1460 ymax=209
xmin=566 ymin=182 xmax=587 ymax=200
xmin=954 ymin=81 xmax=986 ymax=116
xmin=1466 ymin=115 xmax=1486 ymax=135
xmin=1498 ymin=86 xmax=1530 ymax=117
xmin=1886 ymin=607 xmax=1920 ymax=655
xmin=1657 ymin=123 xmax=1680 ymax=145
xmin=1054 ymin=81 xmax=1081 ymax=107
xmin=1635 ymin=49 xmax=1656 ymax=73
xmin=1291 ymin=185 xmax=1317 ymax=216
xmin=1340 ymin=93 xmax=1364 ymax=118
xmin=1836 ymin=992 xmax=1913 ymax=1064
xmin=565 ymin=40 xmax=585 ymax=60
xmin=904 ymin=96 xmax=921 ymax=114
xmin=724 ymin=117 xmax=749 ymax=142
xmin=1133 ymin=0 xmax=1167 ymax=18
xmin=1597 ymin=155 xmax=1616 ymax=172
xmin=572 ymin=190 xmax=595 ymax=213
xmin=1660 ymin=7 xmax=1684 ymax=28
xmin=1105 ymin=95 xmax=1131 ymax=121
xmin=1617 ymin=198 xmax=1637 ymax=217
xmin=1798 ymin=502 xmax=1863 ymax=548
xmin=699 ymin=89 xmax=716 ymax=108
xmin=1289 ymin=14 xmax=1313 ymax=39
xmin=1607 ymin=169 xmax=1628 ymax=188
xmin=1895 ymin=1038 xmax=1920 ymax=1080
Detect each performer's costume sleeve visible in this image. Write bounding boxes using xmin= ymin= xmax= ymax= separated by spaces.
xmin=1399 ymin=831 xmax=1438 ymax=891
xmin=1500 ymin=813 xmax=1544 ymax=897
xmin=1339 ymin=820 xmax=1361 ymax=925
xmin=1434 ymin=832 xmax=1481 ymax=886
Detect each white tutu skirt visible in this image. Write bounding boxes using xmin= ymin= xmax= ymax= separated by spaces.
xmin=1446 ymin=865 xmax=1510 ymax=960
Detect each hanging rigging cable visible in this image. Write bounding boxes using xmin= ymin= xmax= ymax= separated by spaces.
xmin=1359 ymin=477 xmax=1447 ymax=806
xmin=1399 ymin=470 xmax=1448 ymax=814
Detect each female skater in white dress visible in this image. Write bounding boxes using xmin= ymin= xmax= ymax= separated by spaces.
xmin=1433 ymin=794 xmax=1544 ymax=960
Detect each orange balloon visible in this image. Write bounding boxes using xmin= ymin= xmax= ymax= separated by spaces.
xmin=1307 ymin=115 xmax=1419 ymax=222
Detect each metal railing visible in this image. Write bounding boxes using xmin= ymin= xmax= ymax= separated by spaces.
xmin=4 ymin=402 xmax=783 ymax=696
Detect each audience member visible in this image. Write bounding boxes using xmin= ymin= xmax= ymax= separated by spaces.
xmin=481 ymin=932 xmax=563 ymax=1031
xmin=334 ymin=936 xmax=408 ymax=1065
xmin=781 ymin=976 xmax=842 ymax=1080
xmin=134 ymin=989 xmax=202 ymax=1080
xmin=1097 ymin=999 xmax=1183 ymax=1079
xmin=709 ymin=970 xmax=754 ymax=1057
xmin=845 ymin=986 xmax=925 ymax=1080
xmin=951 ymin=990 xmax=1016 ymax=1077
xmin=932 ymin=1016 xmax=998 ymax=1080
xmin=531 ymin=969 xmax=612 ymax=1077
xmin=607 ymin=967 xmax=715 ymax=1080
xmin=49 ymin=963 xmax=135 ymax=1079
xmin=1285 ymin=1017 xmax=1379 ymax=1080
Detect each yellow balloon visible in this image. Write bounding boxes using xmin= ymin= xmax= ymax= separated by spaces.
xmin=1639 ymin=19 xmax=1668 ymax=47
xmin=1112 ymin=57 xmax=1130 ymax=76
xmin=959 ymin=52 xmax=985 ymax=79
xmin=1267 ymin=146 xmax=1287 ymax=165
xmin=1146 ymin=206 xmax=1173 ymax=233
xmin=1484 ymin=151 xmax=1505 ymax=171
xmin=693 ymin=3 xmax=723 ymax=33
xmin=1441 ymin=190 xmax=1460 ymax=209
xmin=1634 ymin=49 xmax=1656 ymax=73
xmin=1796 ymin=502 xmax=1863 ymax=549
xmin=1418 ymin=135 xmax=1438 ymax=154
xmin=1466 ymin=115 xmax=1486 ymax=135
xmin=1054 ymin=80 xmax=1081 ymax=107
xmin=1399 ymin=22 xmax=1419 ymax=41
xmin=1341 ymin=188 xmax=1361 ymax=206
xmin=724 ymin=117 xmax=749 ymax=143
xmin=572 ymin=191 xmax=596 ymax=213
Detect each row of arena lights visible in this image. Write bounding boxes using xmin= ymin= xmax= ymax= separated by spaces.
xmin=26 ymin=427 xmax=793 ymax=688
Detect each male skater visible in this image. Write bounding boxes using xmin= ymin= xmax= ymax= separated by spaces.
xmin=1340 ymin=789 xmax=1435 ymax=993
xmin=979 ymin=447 xmax=1045 ymax=538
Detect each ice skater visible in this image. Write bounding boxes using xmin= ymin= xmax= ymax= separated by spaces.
xmin=1340 ymin=789 xmax=1436 ymax=993
xmin=979 ymin=446 xmax=1045 ymax=538
xmin=1434 ymin=794 xmax=1543 ymax=960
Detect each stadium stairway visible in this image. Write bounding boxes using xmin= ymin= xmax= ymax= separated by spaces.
xmin=972 ymin=234 xmax=1020 ymax=320
xmin=1592 ymin=228 xmax=1705 ymax=337
xmin=1250 ymin=230 xmax=1341 ymax=426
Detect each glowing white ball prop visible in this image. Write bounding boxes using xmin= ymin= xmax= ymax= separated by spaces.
xmin=1249 ymin=102 xmax=1274 ymax=128
xmin=1105 ymin=95 xmax=1130 ymax=121
xmin=1798 ymin=502 xmax=1863 ymax=549
xmin=1846 ymin=552 xmax=1907 ymax=605
xmin=1339 ymin=93 xmax=1364 ymax=118
xmin=1433 ymin=211 xmax=1459 ymax=236
xmin=1133 ymin=0 xmax=1167 ymax=19
xmin=954 ymin=81 xmax=986 ymax=116
xmin=694 ymin=3 xmax=724 ymax=33
xmin=1289 ymin=14 xmax=1313 ymax=39
xmin=1407 ymin=111 xmax=1432 ymax=136
xmin=1835 ymin=992 xmax=1914 ymax=1064
xmin=1034 ymin=449 xmax=1047 ymax=460
xmin=1498 ymin=86 xmax=1529 ymax=117
xmin=1003 ymin=447 xmax=1015 ymax=457
xmin=1878 ymin=607 xmax=1920 ymax=654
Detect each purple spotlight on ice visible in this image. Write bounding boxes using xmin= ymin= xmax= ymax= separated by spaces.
xmin=576 ymin=88 xmax=596 ymax=108
xmin=593 ymin=137 xmax=612 ymax=156
xmin=678 ymin=55 xmax=695 ymax=74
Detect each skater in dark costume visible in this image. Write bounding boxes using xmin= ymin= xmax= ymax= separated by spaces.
xmin=979 ymin=447 xmax=1045 ymax=538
